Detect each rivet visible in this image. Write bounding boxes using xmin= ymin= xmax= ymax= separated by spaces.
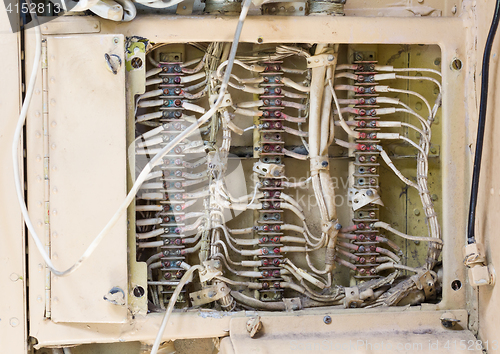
xmin=113 ymin=37 xmax=119 ymax=44
xmin=35 ymin=89 xmax=41 ymax=95
xmin=52 ymin=209 xmax=58 ymax=216
xmin=43 ymin=26 xmax=48 ymax=31
xmin=38 ymin=201 xmax=42 ymax=207
xmin=51 ymin=121 xmax=57 ymax=127
xmin=10 ymin=273 xmax=19 ymax=281
xmin=53 ymin=297 xmax=59 ymax=305
xmin=36 ymin=155 xmax=41 ymax=162
xmin=35 ymin=131 xmax=41 ymax=138
xmin=414 ymin=209 xmax=420 ymax=216
xmin=52 ymin=232 xmax=58 ymax=238
xmin=37 ymin=264 xmax=43 ymax=271
xmin=9 ymin=318 xmax=19 ymax=327
xmin=52 ymin=188 xmax=58 ymax=194
xmin=51 ymin=143 xmax=56 ymax=150
xmin=37 ymin=296 xmax=43 ymax=303
xmin=36 ymin=175 xmax=42 ymax=182
xmin=35 ymin=111 xmax=41 ymax=117
xmin=50 ymin=99 xmax=56 ymax=106
xmin=50 ymin=77 xmax=55 ymax=84
xmin=37 ymin=221 xmax=43 ymax=227
xmin=52 ymin=253 xmax=58 ymax=260
xmin=93 ymin=23 xmax=99 ymax=29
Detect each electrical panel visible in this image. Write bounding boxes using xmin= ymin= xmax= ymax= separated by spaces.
xmin=1 ymin=0 xmax=499 ymax=353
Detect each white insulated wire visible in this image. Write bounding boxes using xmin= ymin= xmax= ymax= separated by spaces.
xmin=329 ymin=79 xmax=359 ymax=139
xmin=391 ymin=67 xmax=441 ymax=77
xmin=150 ymin=265 xmax=204 ymax=354
xmin=395 ymin=74 xmax=442 ymax=92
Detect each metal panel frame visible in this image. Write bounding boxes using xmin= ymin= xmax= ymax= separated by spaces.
xmin=0 ymin=7 xmax=28 ymax=354
xmin=24 ymin=11 xmax=473 ymax=348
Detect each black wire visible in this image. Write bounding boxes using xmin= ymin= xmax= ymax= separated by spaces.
xmin=467 ymin=0 xmax=500 ymax=244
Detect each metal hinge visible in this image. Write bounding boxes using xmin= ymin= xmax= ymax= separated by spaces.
xmin=41 ymin=38 xmax=52 ymax=319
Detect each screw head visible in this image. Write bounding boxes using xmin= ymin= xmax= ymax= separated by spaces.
xmin=323 ymin=315 xmax=332 ymax=324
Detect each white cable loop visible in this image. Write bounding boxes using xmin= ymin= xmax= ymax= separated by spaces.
xmin=14 ymin=0 xmax=250 ymax=277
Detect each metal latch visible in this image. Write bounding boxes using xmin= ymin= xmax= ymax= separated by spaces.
xmin=349 ymin=188 xmax=384 ymax=211
xmin=189 ymin=282 xmax=230 ymax=306
xmin=410 ymin=269 xmax=437 ymax=299
xmin=306 ymin=53 xmax=336 ymax=68
xmin=246 ymin=316 xmax=262 ymax=338
xmin=199 ymin=260 xmax=223 ymax=283
xmin=343 ymin=286 xmax=374 ymax=308
xmin=283 ymin=297 xmax=302 ymax=312
xmin=210 ymin=93 xmax=233 ymax=108
xmin=253 ymin=160 xmax=285 ymax=178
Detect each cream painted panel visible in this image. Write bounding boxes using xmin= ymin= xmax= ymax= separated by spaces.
xmin=0 ymin=31 xmax=27 ymax=354
xmin=47 ymin=34 xmax=127 ymax=323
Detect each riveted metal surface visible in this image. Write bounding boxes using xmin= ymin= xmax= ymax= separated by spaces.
xmin=19 ymin=6 xmax=485 ymax=350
